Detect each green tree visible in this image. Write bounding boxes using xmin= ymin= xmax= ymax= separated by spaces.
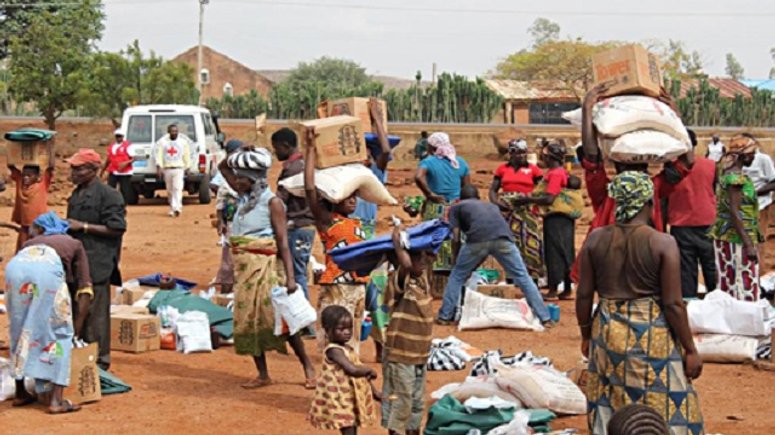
xmin=0 ymin=0 xmax=72 ymax=59
xmin=725 ymin=53 xmax=745 ymax=80
xmin=8 ymin=1 xmax=104 ymax=129
xmin=495 ymin=39 xmax=618 ymax=99
xmin=81 ymin=40 xmax=198 ymax=125
xmin=528 ymin=18 xmax=560 ymax=47
xmin=647 ymin=39 xmax=705 ymax=79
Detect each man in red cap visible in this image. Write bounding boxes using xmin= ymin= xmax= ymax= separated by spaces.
xmin=66 ymin=148 xmax=127 ymax=370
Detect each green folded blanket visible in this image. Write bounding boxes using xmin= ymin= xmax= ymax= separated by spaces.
xmin=99 ymin=368 xmax=131 ymax=395
xmin=148 ymin=289 xmax=233 ymax=338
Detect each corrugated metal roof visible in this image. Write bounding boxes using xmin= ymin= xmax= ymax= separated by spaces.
xmin=484 ymin=79 xmax=578 ymax=101
xmin=678 ymin=78 xmax=752 ymax=99
xmin=741 ymin=79 xmax=775 ymax=92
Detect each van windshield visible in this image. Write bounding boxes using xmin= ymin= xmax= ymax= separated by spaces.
xmin=155 ymin=115 xmax=197 ymax=142
xmin=126 ymin=115 xmax=152 ymax=143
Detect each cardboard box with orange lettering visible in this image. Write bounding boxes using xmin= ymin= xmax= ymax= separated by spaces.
xmin=295 ymin=115 xmax=367 ymax=169
xmin=592 ymin=44 xmax=662 ymax=98
xmin=317 ymin=97 xmax=388 ymax=133
xmin=110 ymin=313 xmax=160 ymax=353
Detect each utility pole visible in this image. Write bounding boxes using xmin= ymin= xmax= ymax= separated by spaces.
xmin=197 ymin=0 xmax=209 ymax=105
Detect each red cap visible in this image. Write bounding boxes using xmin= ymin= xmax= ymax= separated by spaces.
xmin=66 ymin=148 xmax=102 ymax=166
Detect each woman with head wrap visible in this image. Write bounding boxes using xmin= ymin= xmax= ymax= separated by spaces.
xmin=489 ymin=138 xmax=545 ymax=282
xmin=209 ymin=139 xmax=243 ymax=294
xmin=709 ymin=134 xmax=774 ymax=301
xmin=217 ymin=147 xmax=316 ymax=389
xmin=24 ymin=211 xmax=93 ymax=339
xmin=414 ymin=132 xmax=471 ymax=275
xmin=518 ymin=140 xmax=580 ymax=299
xmin=577 ymin=171 xmax=704 ymax=435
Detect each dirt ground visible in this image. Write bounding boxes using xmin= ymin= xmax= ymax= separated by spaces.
xmin=0 ymin=157 xmax=773 ymax=435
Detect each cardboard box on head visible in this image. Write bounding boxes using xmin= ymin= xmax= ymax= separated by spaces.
xmin=7 ymin=141 xmax=51 ymax=168
xmin=592 ymin=44 xmax=662 ymax=98
xmin=294 ymin=115 xmax=367 ymax=169
xmin=317 ymin=97 xmax=388 ymax=134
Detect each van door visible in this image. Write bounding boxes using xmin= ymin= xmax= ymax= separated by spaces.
xmin=125 ymin=114 xmax=154 ymax=174
xmin=201 ymin=113 xmax=223 ymax=174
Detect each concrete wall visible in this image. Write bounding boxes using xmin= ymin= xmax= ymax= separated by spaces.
xmin=2 ymin=116 xmax=775 ymax=163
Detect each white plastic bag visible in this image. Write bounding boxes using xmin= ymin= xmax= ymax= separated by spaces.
xmin=157 ymin=305 xmax=181 ymax=329
xmin=271 ymin=286 xmax=317 ymax=336
xmin=278 ymin=163 xmax=397 ymax=205
xmin=487 ymin=410 xmax=531 ymax=435
xmin=687 ymin=290 xmax=770 ymax=336
xmin=458 ymin=290 xmax=543 ymax=332
xmin=0 ymin=358 xmax=14 ymax=401
xmin=175 ymin=311 xmax=213 ymax=354
xmin=495 ymin=364 xmax=587 ymax=415
xmin=694 ymin=334 xmax=759 ymax=363
xmin=431 ymin=376 xmax=523 ymax=408
xmin=598 ymin=130 xmax=690 ymax=163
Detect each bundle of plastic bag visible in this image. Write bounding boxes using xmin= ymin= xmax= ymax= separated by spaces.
xmin=278 ymin=163 xmax=397 ymax=205
xmin=430 ymin=376 xmax=523 ymax=408
xmin=271 ymin=286 xmax=317 ymax=336
xmin=687 ymin=290 xmax=770 ymax=336
xmin=693 ymin=333 xmax=759 ymax=363
xmin=175 ymin=311 xmax=213 ymax=354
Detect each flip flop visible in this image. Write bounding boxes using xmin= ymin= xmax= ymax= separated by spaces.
xmin=241 ymin=378 xmax=272 ymax=389
xmin=304 ymin=378 xmax=317 ymax=390
xmin=48 ymin=399 xmax=81 ymax=414
xmin=558 ymin=291 xmax=575 ymax=301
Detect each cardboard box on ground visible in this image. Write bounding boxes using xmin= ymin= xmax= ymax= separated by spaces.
xmin=294 ymin=115 xmax=367 ymax=169
xmin=63 ymin=343 xmax=101 ymax=405
xmin=110 ymin=313 xmax=161 ymax=353
xmin=317 ymin=97 xmax=388 ymax=134
xmin=592 ymin=44 xmax=662 ymax=98
xmin=120 ymin=286 xmax=158 ymax=305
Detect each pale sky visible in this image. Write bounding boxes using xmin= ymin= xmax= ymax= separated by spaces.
xmin=101 ymin=0 xmax=775 ymax=80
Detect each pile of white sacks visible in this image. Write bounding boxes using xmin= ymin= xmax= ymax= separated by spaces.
xmin=688 ymin=290 xmax=775 ymax=363
xmin=563 ymin=95 xmax=691 ymax=163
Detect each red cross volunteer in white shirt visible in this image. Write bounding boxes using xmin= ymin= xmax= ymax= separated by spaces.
xmin=155 ymin=124 xmax=192 ymax=217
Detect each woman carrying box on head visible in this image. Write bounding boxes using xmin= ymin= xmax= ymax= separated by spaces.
xmin=304 ymin=130 xmax=369 ymax=355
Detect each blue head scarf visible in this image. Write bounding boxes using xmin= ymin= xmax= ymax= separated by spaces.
xmin=33 ymin=211 xmax=70 ymax=235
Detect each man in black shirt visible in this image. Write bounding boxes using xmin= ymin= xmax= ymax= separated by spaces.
xmin=437 ymin=185 xmax=552 ymax=327
xmin=66 ymin=149 xmax=127 ymax=369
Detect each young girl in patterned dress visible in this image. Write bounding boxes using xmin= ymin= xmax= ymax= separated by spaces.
xmin=309 ymin=305 xmax=379 ymax=434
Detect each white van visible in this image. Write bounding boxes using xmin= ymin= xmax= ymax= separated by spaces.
xmin=120 ymin=105 xmax=225 ymax=205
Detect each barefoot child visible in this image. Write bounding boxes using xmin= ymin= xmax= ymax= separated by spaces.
xmin=9 ymin=142 xmax=55 ymax=251
xmin=309 ymin=305 xmax=379 ymax=434
xmin=382 ymin=224 xmax=436 ymax=435
xmin=304 ymin=133 xmax=369 ymax=353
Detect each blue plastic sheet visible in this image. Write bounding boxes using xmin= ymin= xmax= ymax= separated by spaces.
xmin=136 ymin=273 xmax=197 ymax=291
xmin=330 ymin=219 xmax=451 ymax=275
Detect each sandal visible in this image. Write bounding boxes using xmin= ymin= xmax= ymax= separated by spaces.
xmin=12 ymin=396 xmax=36 ymax=407
xmin=543 ymin=290 xmax=559 ymax=301
xmin=241 ymin=377 xmax=272 ymax=389
xmin=304 ymin=378 xmax=317 ymax=390
xmin=48 ymin=399 xmax=81 ymax=414
xmin=558 ymin=291 xmax=574 ymax=301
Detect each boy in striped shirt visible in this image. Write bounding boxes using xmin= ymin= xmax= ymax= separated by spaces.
xmin=382 ymin=224 xmax=436 ymax=435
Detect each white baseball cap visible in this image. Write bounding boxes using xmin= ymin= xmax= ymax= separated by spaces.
xmin=114 ymin=129 xmax=125 ymax=136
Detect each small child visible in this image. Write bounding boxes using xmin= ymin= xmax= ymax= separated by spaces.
xmin=9 ymin=160 xmax=54 ymax=252
xmin=381 ymin=224 xmax=436 ymax=435
xmin=309 ymin=305 xmax=379 ymax=435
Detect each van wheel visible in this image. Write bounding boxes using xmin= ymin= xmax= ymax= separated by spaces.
xmin=142 ymin=188 xmax=156 ymax=200
xmin=124 ymin=184 xmax=139 ymax=205
xmin=199 ymin=174 xmax=212 ymax=204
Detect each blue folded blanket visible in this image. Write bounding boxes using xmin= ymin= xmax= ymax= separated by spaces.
xmin=331 ymin=219 xmax=451 ymax=275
